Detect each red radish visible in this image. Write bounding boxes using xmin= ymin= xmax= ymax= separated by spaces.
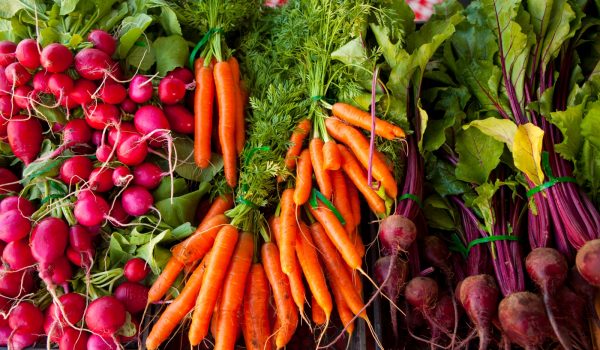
xmin=40 ymin=256 xmax=73 ymax=285
xmin=0 ymin=168 xmax=21 ymax=194
xmin=69 ymin=225 xmax=93 ymax=252
xmin=458 ymin=274 xmax=499 ymax=350
xmin=166 ymin=67 xmax=194 ymax=84
xmin=127 ymin=75 xmax=153 ymax=103
xmin=108 ymin=122 xmax=136 ymax=146
xmin=0 ymin=266 xmax=34 ymax=297
xmin=498 ymin=292 xmax=552 ymax=349
xmin=47 ymin=292 xmax=86 ymax=328
xmin=69 ymin=79 xmax=97 ymax=105
xmin=4 ymin=62 xmax=31 ymax=87
xmin=2 ymin=240 xmax=35 ymax=269
xmin=164 ymin=105 xmax=194 ymax=134
xmin=74 ymin=193 xmax=109 ymax=227
xmin=84 ymin=296 xmax=126 ymax=336
xmin=158 ymin=77 xmax=186 ymax=104
xmin=92 ymin=131 xmax=104 ymax=146
xmin=9 ymin=301 xmax=44 ymax=333
xmin=123 ymin=258 xmax=149 ymax=282
xmin=117 ymin=134 xmax=148 ymax=166
xmin=13 ymin=85 xmax=33 ymax=109
xmin=0 ymin=95 xmax=19 ymax=118
xmin=67 ymin=247 xmax=94 ymax=268
xmin=405 ymin=276 xmax=439 ymax=311
xmin=0 ymin=209 xmax=31 ymax=242
xmin=121 ymin=186 xmax=153 ymax=216
xmin=89 ymin=168 xmax=114 ymax=192
xmin=114 ymin=282 xmax=149 ymax=314
xmin=120 ymin=98 xmax=137 ymax=113
xmin=575 ymin=238 xmax=600 ymax=287
xmin=84 ymin=103 xmax=119 ymax=130
xmin=59 ymin=328 xmax=89 ymax=350
xmin=30 ymin=217 xmax=69 ymax=264
xmin=133 ymin=163 xmax=163 ymax=189
xmin=0 ymin=196 xmax=34 ymax=216
xmin=0 ymin=41 xmax=16 ymax=67
xmin=60 ymin=155 xmax=93 ymax=185
xmin=8 ymin=330 xmax=37 ymax=350
xmin=32 ymin=70 xmax=51 ymax=93
xmin=48 ymin=73 xmax=74 ymax=98
xmin=98 ymin=81 xmax=126 ymax=104
xmin=15 ymin=39 xmax=41 ymax=69
xmin=7 ymin=116 xmax=42 ymax=164
xmin=87 ymin=30 xmax=116 ymax=56
xmin=112 ymin=166 xmax=131 ymax=186
xmin=134 ymin=105 xmax=170 ymax=136
xmin=379 ymin=215 xmax=417 ymax=255
xmin=63 ymin=119 xmax=92 ymax=147
xmin=109 ymin=199 xmax=130 ymax=226
xmin=0 ymin=326 xmax=8 ymax=345
xmin=0 ymin=67 xmax=8 ymax=93
xmin=96 ymin=145 xmax=113 ymax=163
xmin=40 ymin=43 xmax=73 ymax=73
xmin=74 ymin=48 xmax=115 ymax=80
xmin=87 ymin=334 xmax=119 ymax=350
xmin=44 ymin=311 xmax=64 ymax=342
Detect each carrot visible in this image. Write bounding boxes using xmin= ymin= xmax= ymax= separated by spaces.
xmin=279 ymin=189 xmax=298 ymax=275
xmin=309 ymin=222 xmax=366 ymax=319
xmin=146 ymin=253 xmax=211 ymax=350
xmin=228 ymin=56 xmax=245 ymax=155
xmin=308 ymin=202 xmax=362 ymax=270
xmin=199 ymin=194 xmax=234 ymax=227
xmin=311 ymin=296 xmax=327 ymax=326
xmin=293 ymin=149 xmax=313 ymax=205
xmin=183 ymin=259 xmax=200 ymax=275
xmin=214 ymin=232 xmax=254 ymax=350
xmin=211 ymin=293 xmax=222 ymax=339
xmin=189 ymin=225 xmax=239 ymax=345
xmin=262 ymin=242 xmax=298 ymax=349
xmin=242 ymin=263 xmax=272 ymax=350
xmin=348 ymin=265 xmax=363 ymax=295
xmin=326 ymin=118 xmax=397 ymax=198
xmin=329 ymin=270 xmax=355 ymax=335
xmin=171 ymin=214 xmax=229 ymax=264
xmin=296 ymin=221 xmax=333 ymax=320
xmin=337 ymin=145 xmax=386 ymax=215
xmin=147 ymin=258 xmax=185 ymax=304
xmin=322 ymin=140 xmax=341 ymax=170
xmin=309 ymin=138 xmax=333 ymax=198
xmin=347 ymin=177 xmax=361 ymax=225
xmin=348 ymin=227 xmax=366 ymax=259
xmin=330 ymin=170 xmax=354 ymax=233
xmin=283 ymin=119 xmax=311 ymax=172
xmin=194 ymin=64 xmax=215 ymax=169
xmin=331 ymin=102 xmax=406 ymax=140
xmin=214 ymin=61 xmax=238 ymax=188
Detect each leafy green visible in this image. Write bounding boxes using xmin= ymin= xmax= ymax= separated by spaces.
xmin=455 ymin=127 xmax=504 ymax=184
xmin=512 ymin=123 xmax=545 ymax=186
xmin=154 ymin=182 xmax=210 ymax=227
xmin=152 ymin=35 xmax=189 ymax=75
xmin=116 ymin=13 xmax=153 ymax=58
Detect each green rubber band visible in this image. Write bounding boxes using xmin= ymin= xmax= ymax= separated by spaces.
xmin=134 ymin=41 xmax=146 ymax=47
xmin=245 ymin=146 xmax=270 ymax=166
xmin=398 ymin=193 xmax=423 ymax=209
xmin=236 ymin=196 xmax=259 ymax=209
xmin=526 ymin=152 xmax=577 ymax=198
xmin=449 ymin=233 xmax=519 ymax=258
xmin=188 ymin=27 xmax=223 ymax=69
xmin=310 ymin=95 xmax=324 ymax=101
xmin=308 ymin=189 xmax=346 ymax=225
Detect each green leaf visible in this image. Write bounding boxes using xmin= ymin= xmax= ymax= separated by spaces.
xmin=152 ymin=176 xmax=188 ymax=202
xmin=455 ymin=127 xmax=503 ymax=184
xmin=537 ymin=0 xmax=577 ymax=69
xmin=58 ymin=0 xmax=79 ymax=15
xmin=465 ymin=117 xmax=517 ymax=151
xmin=108 ymin=232 xmax=134 ymax=267
xmin=471 ymin=181 xmax=501 ymax=234
xmin=512 ymin=123 xmax=545 ymax=186
xmin=577 ymin=141 xmax=600 ymax=200
xmin=426 ymin=155 xmax=471 ymax=196
xmin=170 ymin=136 xmax=223 ymax=182
xmin=548 ymin=103 xmax=583 ymax=161
xmin=152 ymin=35 xmax=189 ymax=76
xmin=97 ymin=2 xmax=129 ymax=31
xmin=126 ymin=44 xmax=155 ymax=71
xmin=423 ymin=194 xmax=456 ymax=230
xmin=117 ymin=313 xmax=137 ymax=337
xmin=159 ymin=6 xmax=182 ymax=36
xmin=331 ymin=37 xmax=372 ymax=89
xmin=135 ymin=229 xmax=168 ymax=275
xmin=116 ymin=13 xmax=153 ymax=59
xmin=34 ymin=105 xmax=66 ymax=124
xmin=0 ymin=0 xmax=45 ymax=19
xmin=581 ymin=101 xmax=600 ymax=149
xmin=39 ymin=27 xmax=60 ymax=46
xmin=154 ymin=182 xmax=210 ymax=227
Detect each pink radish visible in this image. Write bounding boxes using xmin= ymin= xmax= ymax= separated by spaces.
xmin=48 ymin=73 xmax=74 ymax=98
xmin=63 ymin=119 xmax=92 ymax=147
xmin=59 ymin=328 xmax=89 ymax=350
xmin=40 ymin=256 xmax=73 ymax=285
xmin=74 ymin=192 xmax=109 ymax=227
xmin=108 ymin=200 xmax=129 ymax=225
xmin=107 ymin=122 xmax=136 ymax=146
xmin=121 ymin=185 xmax=153 ymax=216
xmin=40 ymin=43 xmax=73 ymax=73
xmin=4 ymin=62 xmax=31 ymax=86
xmin=15 ymin=39 xmax=41 ymax=70
xmin=7 ymin=116 xmax=42 ymax=164
xmin=0 ymin=168 xmax=21 ymax=194
xmin=69 ymin=79 xmax=97 ymax=105
xmin=112 ymin=165 xmax=131 ymax=186
xmin=60 ymin=155 xmax=93 ymax=185
xmin=84 ymin=103 xmax=119 ymax=130
xmin=134 ymin=105 xmax=170 ymax=137
xmin=32 ymin=70 xmax=51 ymax=93
xmin=166 ymin=67 xmax=194 ymax=84
xmin=92 ymin=130 xmax=104 ymax=146
xmin=8 ymin=331 xmax=37 ymax=350
xmin=87 ymin=334 xmax=119 ymax=350
xmin=114 ymin=281 xmax=149 ymax=314
xmin=95 ymin=145 xmax=113 ymax=163
xmin=74 ymin=48 xmax=115 ymax=80
xmin=164 ymin=105 xmax=194 ymax=134
xmin=0 ymin=196 xmax=35 ymax=216
xmin=133 ymin=163 xmax=163 ymax=189
xmin=9 ymin=301 xmax=44 ymax=333
xmin=88 ymin=30 xmax=116 ymax=56
xmin=46 ymin=292 xmax=86 ymax=329
xmin=84 ymin=296 xmax=126 ymax=336
xmin=2 ymin=240 xmax=35 ymax=269
xmin=69 ymin=225 xmax=93 ymax=252
xmin=0 ymin=95 xmax=19 ymax=117
xmin=158 ymin=77 xmax=186 ymax=104
xmin=30 ymin=217 xmax=68 ymax=264
xmin=0 ymin=209 xmax=31 ymax=242
xmin=0 ymin=41 xmax=16 ymax=67
xmin=13 ymin=85 xmax=33 ymax=109
xmin=498 ymin=292 xmax=552 ymax=349
xmin=120 ymin=98 xmax=137 ymax=113
xmin=67 ymin=247 xmax=94 ymax=268
xmin=123 ymin=257 xmax=149 ymax=282
xmin=127 ymin=75 xmax=153 ymax=103
xmin=458 ymin=274 xmax=499 ymax=350
xmin=98 ymin=81 xmax=126 ymax=104
xmin=0 ymin=266 xmax=34 ymax=298
xmin=117 ymin=133 xmax=148 ymax=166
xmin=89 ymin=168 xmax=114 ymax=192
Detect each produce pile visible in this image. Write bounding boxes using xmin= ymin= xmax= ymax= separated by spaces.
xmin=0 ymin=0 xmax=599 ymax=349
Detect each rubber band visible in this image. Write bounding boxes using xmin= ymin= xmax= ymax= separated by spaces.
xmin=449 ymin=233 xmax=519 ymax=258
xmin=134 ymin=41 xmax=146 ymax=47
xmin=398 ymin=193 xmax=423 ymax=209
xmin=236 ymin=196 xmax=259 ymax=209
xmin=188 ymin=27 xmax=223 ymax=69
xmin=308 ymin=189 xmax=346 ymax=225
xmin=526 ymin=151 xmax=577 ymax=198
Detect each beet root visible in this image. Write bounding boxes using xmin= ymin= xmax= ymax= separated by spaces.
xmin=458 ymin=274 xmax=499 ymax=350
xmin=374 ymin=255 xmax=408 ymax=338
xmin=575 ymin=239 xmax=600 ymax=287
xmin=379 ymin=214 xmax=417 ymax=255
xmin=498 ymin=292 xmax=553 ymax=349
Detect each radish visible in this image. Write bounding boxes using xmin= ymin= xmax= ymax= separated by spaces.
xmin=13 ymin=85 xmax=33 ymax=109
xmin=158 ymin=77 xmax=186 ymax=104
xmin=127 ymin=75 xmax=153 ymax=103
xmin=133 ymin=163 xmax=163 ymax=189
xmin=32 ymin=70 xmax=51 ymax=93
xmin=74 ymin=48 xmax=115 ymax=80
xmin=117 ymin=133 xmax=148 ymax=166
xmin=0 ymin=209 xmax=31 ymax=242
xmin=458 ymin=274 xmax=499 ymax=350
xmin=69 ymin=225 xmax=93 ymax=252
xmin=575 ymin=238 xmax=600 ymax=287
xmin=7 ymin=116 xmax=42 ymax=165
xmin=108 ymin=200 xmax=129 ymax=226
xmin=114 ymin=282 xmax=149 ymax=314
xmin=9 ymin=301 xmax=44 ymax=334
xmin=59 ymin=328 xmax=89 ymax=350
xmin=379 ymin=214 xmax=417 ymax=255
xmin=30 ymin=217 xmax=68 ymax=264
xmin=119 ymin=316 xmax=140 ymax=343
xmin=8 ymin=331 xmax=37 ymax=350
xmin=40 ymin=256 xmax=73 ymax=285
xmin=48 ymin=73 xmax=74 ymax=98
xmin=92 ymin=130 xmax=104 ymax=146
xmin=60 ymin=155 xmax=93 ymax=185
xmin=2 ymin=240 xmax=35 ymax=269
xmin=0 ymin=196 xmax=34 ymax=216
xmin=84 ymin=103 xmax=120 ymax=130
xmin=123 ymin=257 xmax=149 ymax=282
xmin=0 ymin=41 xmax=16 ymax=67
xmin=98 ymin=81 xmax=126 ymax=104
xmin=0 ymin=266 xmax=34 ymax=298
xmin=67 ymin=247 xmax=94 ymax=268
xmin=0 ymin=325 xmax=8 ymax=345
xmin=40 ymin=43 xmax=72 ymax=73
xmin=87 ymin=334 xmax=119 ymax=350
xmin=121 ymin=185 xmax=154 ymax=216
xmin=498 ymin=292 xmax=552 ymax=349
xmin=4 ymin=62 xmax=31 ymax=86
xmin=0 ymin=168 xmax=21 ymax=194
xmin=107 ymin=122 xmax=136 ymax=146
xmin=69 ymin=79 xmax=97 ymax=105
xmin=134 ymin=105 xmax=170 ymax=137
xmin=74 ymin=192 xmax=109 ymax=227
xmin=84 ymin=296 xmax=126 ymax=336
xmin=87 ymin=30 xmax=116 ymax=56
xmin=89 ymin=167 xmax=114 ymax=192
xmin=166 ymin=67 xmax=194 ymax=84
xmin=63 ymin=119 xmax=92 ymax=147
xmin=0 ymin=95 xmax=19 ymax=118
xmin=164 ymin=105 xmax=194 ymax=134
xmin=112 ymin=165 xmax=131 ymax=186
xmin=374 ymin=255 xmax=408 ymax=338
xmin=0 ymin=66 xmax=8 ymax=93
xmin=95 ymin=145 xmax=113 ymax=163
xmin=15 ymin=39 xmax=41 ymax=70
xmin=120 ymin=98 xmax=137 ymax=113
xmin=48 ymin=292 xmax=86 ymax=326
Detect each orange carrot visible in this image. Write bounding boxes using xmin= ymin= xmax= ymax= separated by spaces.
xmin=199 ymin=194 xmax=234 ymax=227
xmin=194 ymin=64 xmax=215 ymax=169
xmin=148 ymin=258 xmax=184 ymax=304
xmin=332 ymin=102 xmax=406 ymax=140
xmin=329 ymin=270 xmax=355 ymax=335
xmin=214 ymin=232 xmax=254 ymax=350
xmin=279 ymin=189 xmax=298 ymax=276
xmin=262 ymin=242 xmax=298 ymax=349
xmin=337 ymin=145 xmax=387 ymax=215
xmin=322 ymin=140 xmax=341 ymax=170
xmin=311 ymin=296 xmax=326 ymax=326
xmin=211 ymin=293 xmax=222 ymax=339
xmin=308 ymin=202 xmax=362 ymax=270
xmin=309 ymin=222 xmax=366 ymax=319
xmin=348 ymin=228 xmax=366 ymax=259
xmin=214 ymin=61 xmax=238 ymax=187
xmin=183 ymin=259 xmax=200 ymax=276
xmin=242 ymin=263 xmax=272 ymax=350
xmin=347 ymin=177 xmax=361 ymax=225
xmin=189 ymin=225 xmax=239 ymax=345
xmin=309 ymin=138 xmax=333 ymax=198
xmin=296 ymin=221 xmax=333 ymax=320
xmin=348 ymin=265 xmax=363 ymax=295
xmin=330 ymin=170 xmax=355 ymax=233
xmin=228 ymin=56 xmax=245 ymax=155
xmin=293 ymin=149 xmax=313 ymax=205
xmin=146 ymin=253 xmax=211 ymax=350
xmin=172 ymin=214 xmax=229 ymax=264
xmin=326 ymin=118 xmax=397 ymax=198
xmin=283 ymin=119 xmax=312 ymax=172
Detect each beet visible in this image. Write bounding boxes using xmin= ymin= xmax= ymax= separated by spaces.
xmin=379 ymin=215 xmax=417 ymax=254
xmin=458 ymin=274 xmax=499 ymax=350
xmin=405 ymin=276 xmax=438 ymax=311
xmin=575 ymin=239 xmax=600 ymax=287
xmin=498 ymin=292 xmax=552 ymax=349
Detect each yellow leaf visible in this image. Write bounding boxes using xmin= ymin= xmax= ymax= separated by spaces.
xmin=512 ymin=123 xmax=545 ymax=186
